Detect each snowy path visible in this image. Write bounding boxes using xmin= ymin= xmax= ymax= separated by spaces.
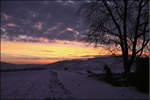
xmin=48 ymin=70 xmax=73 ymax=99
xmin=1 ymin=70 xmax=72 ymax=100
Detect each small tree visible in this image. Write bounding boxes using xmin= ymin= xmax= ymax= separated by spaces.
xmin=79 ymin=0 xmax=149 ymax=75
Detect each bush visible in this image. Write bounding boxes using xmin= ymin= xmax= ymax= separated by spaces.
xmin=103 ymin=64 xmax=113 ymax=83
xmin=64 ymin=67 xmax=68 ymax=71
xmin=135 ymin=57 xmax=149 ymax=93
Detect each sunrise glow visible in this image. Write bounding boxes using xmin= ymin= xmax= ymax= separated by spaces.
xmin=1 ymin=40 xmax=113 ymax=64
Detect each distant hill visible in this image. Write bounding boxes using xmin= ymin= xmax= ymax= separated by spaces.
xmin=0 ymin=62 xmax=46 ymax=72
xmin=45 ymin=55 xmax=126 ymax=73
xmin=1 ymin=55 xmax=132 ymax=73
xmin=1 ymin=62 xmax=15 ymax=65
xmin=1 ymin=62 xmax=18 ymax=69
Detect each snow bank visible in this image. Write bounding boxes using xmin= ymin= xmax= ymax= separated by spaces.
xmin=55 ymin=70 xmax=149 ymax=99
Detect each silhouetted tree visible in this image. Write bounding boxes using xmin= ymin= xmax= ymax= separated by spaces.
xmin=79 ymin=0 xmax=149 ymax=75
xmin=104 ymin=64 xmax=113 ymax=82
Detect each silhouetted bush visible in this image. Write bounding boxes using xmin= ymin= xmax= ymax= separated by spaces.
xmin=135 ymin=57 xmax=149 ymax=93
xmin=64 ymin=67 xmax=68 ymax=71
xmin=127 ymin=72 xmax=136 ymax=86
xmin=86 ymin=70 xmax=92 ymax=73
xmin=103 ymin=64 xmax=113 ymax=83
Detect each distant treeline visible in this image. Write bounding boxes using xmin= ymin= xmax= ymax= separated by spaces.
xmin=0 ymin=67 xmax=47 ymax=72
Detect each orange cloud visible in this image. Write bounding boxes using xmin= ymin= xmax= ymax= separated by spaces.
xmin=7 ymin=23 xmax=18 ymax=27
xmin=3 ymin=13 xmax=11 ymax=20
xmin=44 ymin=23 xmax=62 ymax=34
xmin=34 ymin=22 xmax=43 ymax=30
xmin=66 ymin=27 xmax=73 ymax=31
xmin=66 ymin=27 xmax=79 ymax=37
xmin=16 ymin=35 xmax=50 ymax=43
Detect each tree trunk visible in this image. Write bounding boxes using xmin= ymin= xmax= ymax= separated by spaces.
xmin=123 ymin=55 xmax=130 ymax=74
xmin=122 ymin=46 xmax=131 ymax=76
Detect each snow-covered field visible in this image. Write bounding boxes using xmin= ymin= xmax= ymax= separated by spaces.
xmin=56 ymin=70 xmax=149 ymax=99
xmin=0 ymin=56 xmax=149 ymax=100
xmin=1 ymin=70 xmax=51 ymax=99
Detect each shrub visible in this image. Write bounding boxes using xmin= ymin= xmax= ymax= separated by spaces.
xmin=135 ymin=57 xmax=149 ymax=93
xmin=64 ymin=67 xmax=68 ymax=71
xmin=103 ymin=64 xmax=113 ymax=83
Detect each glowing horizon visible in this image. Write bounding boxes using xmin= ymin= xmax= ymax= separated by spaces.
xmin=1 ymin=40 xmax=115 ymax=64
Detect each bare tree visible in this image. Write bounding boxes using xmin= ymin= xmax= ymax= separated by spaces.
xmin=79 ymin=0 xmax=149 ymax=74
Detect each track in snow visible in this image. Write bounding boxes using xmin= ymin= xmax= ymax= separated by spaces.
xmin=1 ymin=69 xmax=72 ymax=100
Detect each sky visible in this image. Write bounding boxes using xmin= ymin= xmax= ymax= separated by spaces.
xmin=1 ymin=0 xmax=86 ymax=41
xmin=1 ymin=0 xmax=149 ymax=64
xmin=1 ymin=0 xmax=111 ymax=64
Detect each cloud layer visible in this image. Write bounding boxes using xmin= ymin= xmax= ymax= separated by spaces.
xmin=1 ymin=0 xmax=87 ymax=42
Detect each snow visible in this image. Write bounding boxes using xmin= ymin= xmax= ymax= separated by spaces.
xmin=1 ymin=56 xmax=149 ymax=99
xmin=1 ymin=70 xmax=74 ymax=100
xmin=48 ymin=70 xmax=73 ymax=99
xmin=1 ymin=70 xmax=51 ymax=99
xmin=1 ymin=69 xmax=149 ymax=100
xmin=55 ymin=70 xmax=149 ymax=99
xmin=47 ymin=55 xmax=136 ymax=73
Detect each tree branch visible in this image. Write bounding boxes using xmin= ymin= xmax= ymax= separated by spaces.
xmin=99 ymin=25 xmax=120 ymax=37
xmin=136 ymin=39 xmax=149 ymax=55
xmin=103 ymin=0 xmax=122 ymax=37
xmin=129 ymin=0 xmax=143 ymax=65
xmin=113 ymin=0 xmax=124 ymax=20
